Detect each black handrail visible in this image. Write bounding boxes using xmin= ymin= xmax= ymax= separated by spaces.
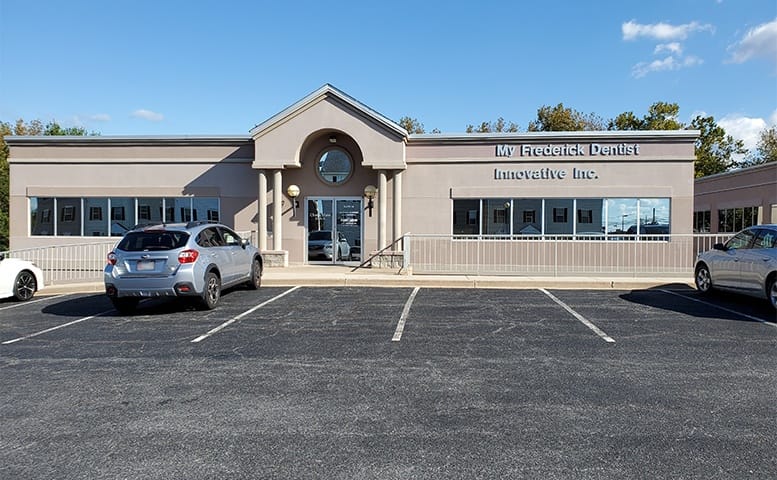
xmin=350 ymin=235 xmax=406 ymax=272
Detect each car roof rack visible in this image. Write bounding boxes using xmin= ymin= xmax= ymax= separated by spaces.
xmin=185 ymin=220 xmax=220 ymax=228
xmin=132 ymin=222 xmax=167 ymax=230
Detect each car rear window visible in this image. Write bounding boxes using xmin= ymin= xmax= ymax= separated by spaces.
xmin=117 ymin=231 xmax=189 ymax=251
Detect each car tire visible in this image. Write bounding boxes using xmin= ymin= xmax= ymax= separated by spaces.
xmin=247 ymin=257 xmax=262 ymax=290
xmin=695 ymin=263 xmax=713 ymax=294
xmin=111 ymin=297 xmax=139 ymax=314
xmin=12 ymin=270 xmax=37 ymax=301
xmin=767 ymin=276 xmax=777 ymax=312
xmin=200 ymin=271 xmax=221 ymax=310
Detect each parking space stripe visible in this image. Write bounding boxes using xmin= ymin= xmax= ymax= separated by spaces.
xmin=392 ymin=287 xmax=420 ymax=342
xmin=0 ymin=294 xmax=70 ymax=312
xmin=191 ymin=286 xmax=300 ymax=343
xmin=540 ymin=288 xmax=616 ymax=343
xmin=659 ymin=289 xmax=777 ymax=327
xmin=2 ymin=308 xmax=115 ymax=345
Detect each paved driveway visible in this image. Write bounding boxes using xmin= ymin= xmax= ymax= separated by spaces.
xmin=1 ymin=286 xmax=775 ymax=479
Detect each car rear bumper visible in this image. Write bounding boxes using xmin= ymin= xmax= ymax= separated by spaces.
xmin=104 ymin=268 xmax=203 ymax=298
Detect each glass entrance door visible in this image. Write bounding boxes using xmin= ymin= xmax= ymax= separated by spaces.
xmin=307 ymin=197 xmax=362 ymax=264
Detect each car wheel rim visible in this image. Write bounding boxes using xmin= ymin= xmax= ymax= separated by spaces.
xmin=16 ymin=272 xmax=36 ymax=300
xmin=253 ymin=262 xmax=260 ymax=285
xmin=770 ymin=281 xmax=777 ymax=309
xmin=207 ymin=277 xmax=220 ymax=304
xmin=696 ymin=268 xmax=710 ymax=291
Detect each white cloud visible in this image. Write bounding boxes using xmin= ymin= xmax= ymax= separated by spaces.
xmin=622 ymin=20 xmax=714 ymax=41
xmin=770 ymin=109 xmax=777 ymax=126
xmin=727 ymin=18 xmax=777 ymax=64
xmin=132 ymin=109 xmax=164 ymax=122
xmin=631 ymin=55 xmax=703 ymax=78
xmin=654 ymin=42 xmax=682 ymax=55
xmin=718 ymin=114 xmax=768 ymax=151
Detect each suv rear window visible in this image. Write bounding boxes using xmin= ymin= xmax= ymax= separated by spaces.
xmin=117 ymin=231 xmax=190 ymax=251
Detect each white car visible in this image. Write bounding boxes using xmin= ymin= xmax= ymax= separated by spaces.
xmin=694 ymin=225 xmax=777 ymax=311
xmin=0 ymin=255 xmax=45 ymax=301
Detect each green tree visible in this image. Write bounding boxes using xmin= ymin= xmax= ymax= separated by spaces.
xmin=608 ymin=102 xmax=683 ymax=131
xmin=397 ymin=116 xmax=426 ymax=134
xmin=465 ymin=117 xmax=519 ymax=133
xmin=0 ymin=119 xmax=94 ymax=250
xmin=527 ymin=104 xmax=604 ymax=131
xmin=741 ymin=126 xmax=777 ymax=167
xmin=689 ymin=115 xmax=747 ymax=178
xmin=609 ymin=102 xmax=745 ymax=177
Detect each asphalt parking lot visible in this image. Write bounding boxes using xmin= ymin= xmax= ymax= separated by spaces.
xmin=1 ymin=285 xmax=775 ymax=479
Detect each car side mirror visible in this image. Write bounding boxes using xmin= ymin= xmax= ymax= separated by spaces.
xmin=240 ymin=238 xmax=249 ymax=249
xmin=712 ymin=243 xmax=727 ymax=251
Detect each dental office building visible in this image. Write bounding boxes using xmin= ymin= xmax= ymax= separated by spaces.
xmin=6 ymin=85 xmax=700 ymax=271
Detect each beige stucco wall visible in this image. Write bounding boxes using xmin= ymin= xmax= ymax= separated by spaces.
xmin=402 ymin=136 xmax=697 ymax=236
xmin=7 ymin=141 xmax=259 ymax=250
xmin=252 ymin=97 xmax=405 ymax=170
xmin=694 ymin=162 xmax=777 ymax=230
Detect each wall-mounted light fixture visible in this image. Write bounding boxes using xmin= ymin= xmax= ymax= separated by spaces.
xmin=363 ymin=184 xmax=377 ymax=217
xmin=287 ymin=184 xmax=300 ymax=217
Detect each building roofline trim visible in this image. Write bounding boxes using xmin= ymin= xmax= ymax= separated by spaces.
xmin=249 ymin=84 xmax=409 ymax=138
xmin=408 ymin=130 xmax=701 ymax=143
xmin=5 ymin=135 xmax=252 ymax=147
xmin=695 ymin=160 xmax=777 ymax=182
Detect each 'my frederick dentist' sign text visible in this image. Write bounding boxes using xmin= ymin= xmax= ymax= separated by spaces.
xmin=496 ymin=143 xmax=641 ymax=157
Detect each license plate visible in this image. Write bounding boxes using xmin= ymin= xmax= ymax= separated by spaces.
xmin=136 ymin=260 xmax=155 ymax=271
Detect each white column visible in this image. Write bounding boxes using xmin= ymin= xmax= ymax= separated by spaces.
xmin=378 ymin=170 xmax=388 ymax=249
xmin=273 ymin=169 xmax=283 ymax=251
xmin=393 ymin=170 xmax=403 ymax=248
xmin=258 ymin=170 xmax=267 ymax=251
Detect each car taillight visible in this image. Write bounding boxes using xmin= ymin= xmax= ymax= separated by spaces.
xmin=178 ymin=249 xmax=199 ymax=264
xmin=107 ymin=252 xmax=117 ymax=266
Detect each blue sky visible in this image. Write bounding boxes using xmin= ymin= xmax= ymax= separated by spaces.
xmin=1 ymin=0 xmax=775 ymax=151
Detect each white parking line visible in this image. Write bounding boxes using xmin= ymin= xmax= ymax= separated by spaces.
xmin=659 ymin=289 xmax=777 ymax=327
xmin=2 ymin=308 xmax=115 ymax=345
xmin=0 ymin=294 xmax=70 ymax=312
xmin=540 ymin=288 xmax=616 ymax=343
xmin=191 ymin=286 xmax=300 ymax=343
xmin=392 ymin=287 xmax=420 ymax=342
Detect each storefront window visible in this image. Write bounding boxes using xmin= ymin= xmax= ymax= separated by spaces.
xmin=576 ymin=199 xmax=604 ymax=235
xmin=28 ymin=196 xmax=220 ymax=237
xmin=513 ymin=199 xmax=542 ymax=235
xmin=482 ymin=199 xmax=510 ymax=235
xmin=694 ymin=211 xmax=711 ymax=233
xmin=84 ymin=198 xmax=108 ymax=236
xmin=110 ymin=197 xmax=134 ymax=235
xmin=57 ymin=198 xmax=82 ymax=236
xmin=453 ymin=199 xmax=479 ymax=235
xmin=718 ymin=206 xmax=759 ymax=233
xmin=544 ymin=199 xmax=573 ymax=235
xmin=31 ymin=197 xmax=54 ymax=236
xmin=607 ymin=198 xmax=638 ymax=234
xmin=638 ymin=198 xmax=670 ymax=235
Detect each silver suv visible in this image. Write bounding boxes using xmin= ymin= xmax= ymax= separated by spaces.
xmin=104 ymin=221 xmax=262 ymax=312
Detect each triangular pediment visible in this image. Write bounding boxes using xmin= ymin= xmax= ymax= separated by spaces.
xmin=250 ymin=84 xmax=407 ymax=170
xmin=250 ymin=84 xmax=408 ymax=140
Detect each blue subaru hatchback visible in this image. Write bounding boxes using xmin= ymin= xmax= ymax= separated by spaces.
xmin=104 ymin=221 xmax=262 ymax=312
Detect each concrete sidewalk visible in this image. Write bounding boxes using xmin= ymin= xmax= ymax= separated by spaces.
xmin=40 ymin=265 xmax=695 ymax=295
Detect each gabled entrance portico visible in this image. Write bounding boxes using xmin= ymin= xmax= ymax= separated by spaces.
xmin=250 ymin=84 xmax=408 ymax=265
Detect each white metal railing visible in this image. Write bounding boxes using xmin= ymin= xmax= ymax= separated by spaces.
xmin=0 ymin=232 xmax=259 ymax=286
xmin=1 ymin=241 xmax=117 ymax=285
xmin=0 ymin=232 xmax=735 ymax=284
xmin=403 ymin=233 xmax=735 ymax=277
